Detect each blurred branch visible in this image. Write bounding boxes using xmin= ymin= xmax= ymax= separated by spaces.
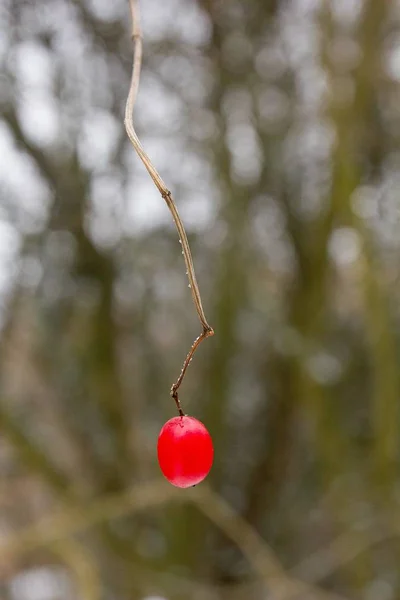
xmin=242 ymin=353 xmax=297 ymax=528
xmin=194 ymin=485 xmax=349 ymax=600
xmin=2 ymin=110 xmax=58 ymax=187
xmin=361 ymin=245 xmax=399 ymax=489
xmin=356 ymin=0 xmax=398 ymax=491
xmin=0 ymin=402 xmax=71 ymax=494
xmin=124 ymin=0 xmax=214 ymax=414
xmin=304 ymin=0 xmax=394 ymax=588
xmin=193 ymin=485 xmax=286 ymax=584
xmin=4 ymin=106 xmax=132 ymax=479
xmin=0 ymin=398 xmax=145 ymax=576
xmin=0 ymin=481 xmax=177 ymax=561
xmin=324 ymin=0 xmax=397 ymax=490
xmin=53 ymin=539 xmax=101 ymax=600
xmin=0 ymin=478 xmax=350 ymax=600
xmin=291 ymin=523 xmax=390 ymax=584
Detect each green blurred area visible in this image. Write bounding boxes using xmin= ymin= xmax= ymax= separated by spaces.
xmin=0 ymin=0 xmax=400 ymax=598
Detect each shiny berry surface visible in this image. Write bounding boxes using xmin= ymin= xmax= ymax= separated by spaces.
xmin=157 ymin=415 xmax=214 ymax=488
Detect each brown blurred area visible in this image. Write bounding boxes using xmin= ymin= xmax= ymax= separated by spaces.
xmin=0 ymin=0 xmax=400 ymax=598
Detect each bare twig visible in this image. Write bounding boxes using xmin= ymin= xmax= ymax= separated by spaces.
xmin=124 ymin=0 xmax=214 ymax=415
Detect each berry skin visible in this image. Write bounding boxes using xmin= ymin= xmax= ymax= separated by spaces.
xmin=157 ymin=415 xmax=213 ymax=488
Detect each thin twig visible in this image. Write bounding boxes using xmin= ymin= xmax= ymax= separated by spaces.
xmin=170 ymin=329 xmax=213 ymax=416
xmin=124 ymin=0 xmax=214 ymax=415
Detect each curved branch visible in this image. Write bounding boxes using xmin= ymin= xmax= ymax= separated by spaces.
xmin=124 ymin=0 xmax=214 ymax=413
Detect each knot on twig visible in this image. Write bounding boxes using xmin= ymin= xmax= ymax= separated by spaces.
xmin=171 ymin=384 xmax=184 ymax=416
xmin=161 ymin=189 xmax=172 ymax=201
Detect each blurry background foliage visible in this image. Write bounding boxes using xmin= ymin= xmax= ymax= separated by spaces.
xmin=0 ymin=0 xmax=400 ymax=599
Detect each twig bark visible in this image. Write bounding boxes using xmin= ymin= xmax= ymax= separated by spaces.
xmin=124 ymin=0 xmax=214 ymax=415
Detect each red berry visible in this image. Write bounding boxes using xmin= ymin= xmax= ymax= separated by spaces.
xmin=157 ymin=415 xmax=214 ymax=488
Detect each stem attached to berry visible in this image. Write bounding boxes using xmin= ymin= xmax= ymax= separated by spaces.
xmin=125 ymin=0 xmax=214 ymax=414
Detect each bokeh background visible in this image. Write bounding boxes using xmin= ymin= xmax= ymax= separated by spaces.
xmin=1 ymin=0 xmax=400 ymax=598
